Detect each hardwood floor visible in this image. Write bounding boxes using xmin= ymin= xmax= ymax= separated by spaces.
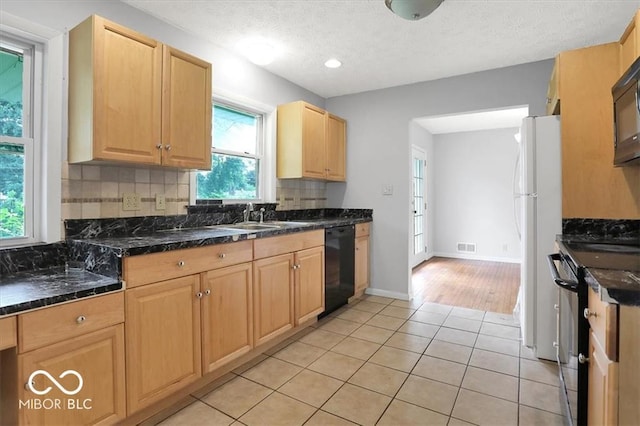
xmin=412 ymin=257 xmax=520 ymax=314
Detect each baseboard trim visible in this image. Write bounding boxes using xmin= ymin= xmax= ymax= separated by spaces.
xmin=433 ymin=252 xmax=521 ymax=264
xmin=364 ymin=287 xmax=410 ymax=301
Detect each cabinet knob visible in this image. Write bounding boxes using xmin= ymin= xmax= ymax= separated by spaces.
xmin=76 ymin=315 xmax=86 ymax=324
xmin=24 ymin=380 xmax=35 ymax=391
xmin=156 ymin=143 xmax=163 ymax=149
xmin=204 ymin=289 xmax=211 ymax=296
xmin=177 ymin=260 xmax=185 ymax=267
xmin=165 ymin=144 xmax=172 ymax=151
xmin=553 ymin=304 xmax=559 ymax=310
xmin=553 ymin=341 xmax=559 ymax=348
xmin=196 ymin=292 xmax=203 ymax=299
xmin=292 ymin=264 xmax=299 ymax=270
xmin=583 ymin=308 xmax=597 ymax=319
xmin=578 ymin=353 xmax=590 ymax=364
xmin=218 ymin=253 xmax=226 ymax=259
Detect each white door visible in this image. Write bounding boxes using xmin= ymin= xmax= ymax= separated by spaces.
xmin=411 ymin=146 xmax=427 ymax=267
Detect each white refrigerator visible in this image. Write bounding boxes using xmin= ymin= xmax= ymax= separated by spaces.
xmin=513 ymin=115 xmax=569 ymax=362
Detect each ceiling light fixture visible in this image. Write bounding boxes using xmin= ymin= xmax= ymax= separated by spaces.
xmin=236 ymin=38 xmax=280 ymax=66
xmin=385 ymin=0 xmax=444 ymax=20
xmin=324 ymin=58 xmax=342 ymax=69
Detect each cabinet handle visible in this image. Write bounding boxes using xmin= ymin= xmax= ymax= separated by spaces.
xmin=218 ymin=253 xmax=226 ymax=259
xmin=578 ymin=353 xmax=589 ymax=364
xmin=196 ymin=292 xmax=203 ymax=299
xmin=76 ymin=315 xmax=86 ymax=324
xmin=583 ymin=308 xmax=597 ymax=319
xmin=177 ymin=260 xmax=185 ymax=267
xmin=204 ymin=289 xmax=211 ymax=296
xmin=165 ymin=144 xmax=172 ymax=151
xmin=156 ymin=143 xmax=163 ymax=149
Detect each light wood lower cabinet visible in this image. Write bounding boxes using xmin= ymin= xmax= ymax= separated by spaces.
xmin=253 ymin=254 xmax=295 ymax=346
xmin=125 ymin=275 xmax=202 ymax=414
xmin=294 ymin=246 xmax=325 ymax=324
xmin=587 ymin=331 xmax=618 ymax=426
xmin=201 ymin=263 xmax=253 ymax=373
xmin=18 ymin=324 xmax=126 ymax=426
xmin=354 ymin=223 xmax=370 ymax=296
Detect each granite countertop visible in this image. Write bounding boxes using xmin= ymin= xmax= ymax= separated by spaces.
xmin=71 ymin=217 xmax=371 ymax=257
xmin=585 ymin=268 xmax=640 ymax=306
xmin=0 ymin=214 xmax=372 ymax=317
xmin=0 ymin=265 xmax=122 ymax=316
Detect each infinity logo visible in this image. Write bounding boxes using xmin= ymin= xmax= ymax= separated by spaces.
xmin=27 ymin=370 xmax=84 ymax=396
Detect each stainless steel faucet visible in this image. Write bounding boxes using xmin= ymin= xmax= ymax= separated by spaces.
xmin=244 ymin=202 xmax=253 ymax=222
xmin=259 ymin=208 xmax=265 ymax=223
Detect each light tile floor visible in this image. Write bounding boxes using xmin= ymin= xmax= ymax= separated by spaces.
xmin=156 ymin=296 xmax=577 ymax=426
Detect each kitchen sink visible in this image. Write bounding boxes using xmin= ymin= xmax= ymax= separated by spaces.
xmin=216 ymin=223 xmax=282 ymax=231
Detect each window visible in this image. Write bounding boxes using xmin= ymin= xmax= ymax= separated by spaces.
xmin=0 ymin=35 xmax=40 ymax=245
xmin=196 ymin=102 xmax=264 ymax=201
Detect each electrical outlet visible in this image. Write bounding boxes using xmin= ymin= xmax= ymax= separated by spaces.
xmin=382 ymin=184 xmax=394 ymax=195
xmin=293 ymin=194 xmax=301 ymax=206
xmin=155 ymin=194 xmax=166 ymax=210
xmin=122 ymin=193 xmax=141 ymax=211
xmin=502 ymin=244 xmax=509 ymax=252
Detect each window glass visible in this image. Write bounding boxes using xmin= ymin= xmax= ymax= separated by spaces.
xmin=196 ymin=102 xmax=263 ymax=201
xmin=0 ymin=48 xmax=24 ymax=136
xmin=0 ymin=143 xmax=25 ymax=238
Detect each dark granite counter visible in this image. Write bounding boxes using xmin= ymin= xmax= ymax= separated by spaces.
xmin=0 ymin=207 xmax=373 ymax=316
xmin=559 ymin=219 xmax=640 ymax=306
xmin=0 ymin=265 xmax=121 ymax=316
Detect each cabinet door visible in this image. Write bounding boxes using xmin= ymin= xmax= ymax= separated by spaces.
xmin=125 ymin=275 xmax=202 ymax=414
xmin=619 ymin=12 xmax=639 ymax=75
xmin=202 ymin=263 xmax=253 ymax=373
xmin=162 ymin=46 xmax=212 ymax=169
xmin=587 ymin=332 xmax=618 ymax=426
xmin=355 ymin=236 xmax=370 ymax=294
xmin=294 ymin=247 xmax=325 ymax=324
xmin=19 ymin=325 xmax=126 ymax=426
xmin=302 ymin=103 xmax=327 ymax=179
xmin=326 ymin=114 xmax=346 ymax=181
xmin=253 ymin=254 xmax=295 ymax=346
xmin=92 ymin=16 xmax=162 ymax=164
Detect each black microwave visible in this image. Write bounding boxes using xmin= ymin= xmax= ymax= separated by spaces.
xmin=612 ymin=56 xmax=640 ymax=167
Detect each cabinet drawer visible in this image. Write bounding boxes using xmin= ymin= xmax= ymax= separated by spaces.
xmin=18 ymin=292 xmax=124 ymax=353
xmin=254 ymin=230 xmax=324 ymax=260
xmin=587 ymin=286 xmax=618 ymax=361
xmin=124 ymin=241 xmax=253 ymax=287
xmin=0 ymin=316 xmax=17 ymax=350
xmin=355 ymin=222 xmax=370 ymax=237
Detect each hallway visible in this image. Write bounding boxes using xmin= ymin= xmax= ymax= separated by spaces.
xmin=412 ymin=257 xmax=520 ymax=314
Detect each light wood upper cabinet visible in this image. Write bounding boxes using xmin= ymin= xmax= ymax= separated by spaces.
xmin=125 ymin=275 xmax=202 ymax=414
xmin=556 ymin=43 xmax=640 ymax=219
xmin=18 ymin=324 xmax=126 ymax=426
xmin=253 ymin=254 xmax=295 ymax=346
xmin=619 ymin=10 xmax=640 ymax=76
xmin=201 ymin=263 xmax=253 ymax=373
xmin=326 ymin=114 xmax=347 ymax=181
xmin=277 ymin=101 xmax=347 ymax=181
xmin=294 ymin=246 xmax=325 ymax=324
xmin=69 ymin=15 xmax=211 ymax=169
xmin=546 ymin=58 xmax=560 ymax=116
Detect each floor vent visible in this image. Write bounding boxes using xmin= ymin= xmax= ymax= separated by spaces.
xmin=457 ymin=242 xmax=477 ymax=253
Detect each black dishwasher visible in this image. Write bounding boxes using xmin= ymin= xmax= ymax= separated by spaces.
xmin=321 ymin=225 xmax=355 ymax=318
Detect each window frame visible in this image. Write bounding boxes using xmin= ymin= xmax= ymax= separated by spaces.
xmin=192 ymin=93 xmax=275 ymax=204
xmin=0 ymin=34 xmax=42 ymax=247
xmin=0 ymin=12 xmax=63 ymax=248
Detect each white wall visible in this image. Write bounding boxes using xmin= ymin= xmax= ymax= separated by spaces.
xmin=326 ymin=60 xmax=552 ymax=300
xmin=433 ymin=128 xmax=521 ymax=262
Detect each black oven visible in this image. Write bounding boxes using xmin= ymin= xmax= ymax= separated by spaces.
xmin=548 ymin=251 xmax=588 ymax=426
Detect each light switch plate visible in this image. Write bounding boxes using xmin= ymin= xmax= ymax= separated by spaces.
xmin=122 ymin=193 xmax=141 ymax=211
xmin=155 ymin=194 xmax=166 ymax=210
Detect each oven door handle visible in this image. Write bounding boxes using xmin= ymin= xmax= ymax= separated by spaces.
xmin=547 ymin=253 xmax=579 ymax=293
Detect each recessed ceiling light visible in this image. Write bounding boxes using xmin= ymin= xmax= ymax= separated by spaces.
xmin=324 ymin=58 xmax=342 ymax=69
xmin=237 ymin=38 xmax=280 ymax=66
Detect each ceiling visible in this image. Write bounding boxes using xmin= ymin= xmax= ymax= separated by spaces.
xmin=122 ymin=0 xmax=640 ymax=99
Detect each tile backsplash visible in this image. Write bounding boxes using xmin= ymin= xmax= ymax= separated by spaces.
xmin=61 ymin=161 xmax=327 ymax=221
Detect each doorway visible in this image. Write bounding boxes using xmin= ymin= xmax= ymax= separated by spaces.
xmin=411 ymin=146 xmax=427 ymax=267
